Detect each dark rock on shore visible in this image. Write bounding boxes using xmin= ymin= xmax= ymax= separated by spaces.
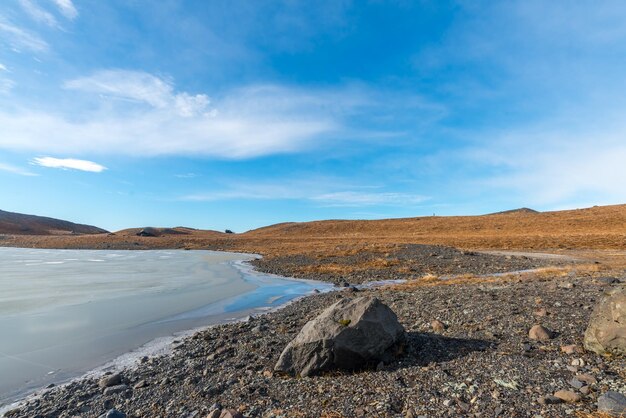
xmin=584 ymin=285 xmax=625 ymax=355
xmin=274 ymin=297 xmax=405 ymax=376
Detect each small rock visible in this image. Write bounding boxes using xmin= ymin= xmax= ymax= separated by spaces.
xmin=569 ymin=377 xmax=584 ymax=389
xmin=206 ymin=410 xmax=221 ymax=418
xmin=579 ymin=386 xmax=591 ymax=395
xmin=99 ymin=373 xmax=122 ymax=388
xmin=529 ymin=325 xmax=553 ymax=341
xmin=442 ymin=399 xmax=454 ymax=407
xmin=219 ymin=410 xmax=244 ymax=418
xmin=597 ymin=391 xmax=626 ymax=415
xmin=98 ymin=409 xmax=126 ymax=418
xmin=538 ymin=395 xmax=563 ymax=405
xmin=103 ymin=384 xmax=128 ymax=396
xmin=560 ymin=344 xmax=581 ymax=355
xmin=431 ymin=320 xmax=446 ymax=333
xmin=575 ymin=374 xmax=597 ymax=385
xmin=534 ymin=308 xmax=548 ymax=317
xmin=554 ymin=390 xmax=582 ymax=403
xmin=133 ymin=380 xmax=147 ymax=389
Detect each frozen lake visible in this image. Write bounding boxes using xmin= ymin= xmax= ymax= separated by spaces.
xmin=0 ymin=248 xmax=328 ymax=406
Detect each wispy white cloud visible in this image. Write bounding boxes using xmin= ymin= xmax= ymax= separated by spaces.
xmin=0 ymin=69 xmax=396 ymax=159
xmin=0 ymin=162 xmax=38 ymax=176
xmin=175 ymin=173 xmax=199 ymax=179
xmin=31 ymin=157 xmax=107 ymax=172
xmin=64 ymin=70 xmax=212 ymax=117
xmin=50 ymin=0 xmax=77 ymax=20
xmin=311 ymin=191 xmax=429 ymax=207
xmin=19 ymin=0 xmax=59 ymax=28
xmin=0 ymin=18 xmax=48 ymax=52
xmin=181 ymin=180 xmax=428 ymax=207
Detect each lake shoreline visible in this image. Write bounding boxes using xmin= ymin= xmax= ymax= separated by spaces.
xmin=0 ymin=249 xmax=331 ymax=412
xmin=2 ymin=245 xmax=624 ymax=417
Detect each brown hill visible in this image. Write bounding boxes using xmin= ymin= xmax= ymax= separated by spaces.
xmin=2 ymin=204 xmax=626 ymax=254
xmin=0 ymin=209 xmax=108 ymax=235
xmin=242 ymin=204 xmax=626 ymax=251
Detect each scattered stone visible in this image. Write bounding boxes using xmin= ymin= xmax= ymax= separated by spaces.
xmin=219 ymin=410 xmax=244 ymax=418
xmin=274 ymin=297 xmax=405 ymax=377
xmin=103 ymin=384 xmax=128 ymax=396
xmin=99 ymin=373 xmax=122 ymax=388
xmin=553 ymin=390 xmax=582 ymax=403
xmin=206 ymin=410 xmax=221 ymax=418
xmin=534 ymin=308 xmax=548 ymax=317
xmin=579 ymin=386 xmax=591 ymax=395
xmin=132 ymin=380 xmax=147 ymax=389
xmin=595 ymin=277 xmax=619 ymax=286
xmin=575 ymin=374 xmax=597 ymax=385
xmin=431 ymin=319 xmax=446 ymax=333
xmin=560 ymin=344 xmax=581 ymax=355
xmin=584 ymin=285 xmax=626 ymax=355
xmin=98 ymin=409 xmax=126 ymax=418
xmin=569 ymin=377 xmax=584 ymax=389
xmin=558 ymin=281 xmax=575 ymax=289
xmin=597 ymin=391 xmax=626 ymax=416
xmin=538 ymin=395 xmax=563 ymax=405
xmin=528 ymin=325 xmax=553 ymax=341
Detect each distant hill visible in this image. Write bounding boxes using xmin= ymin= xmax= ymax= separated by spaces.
xmin=0 ymin=209 xmax=108 ymax=235
xmin=487 ymin=207 xmax=539 ymax=215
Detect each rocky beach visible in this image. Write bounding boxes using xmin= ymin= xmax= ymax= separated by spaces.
xmin=3 ymin=246 xmax=625 ymax=418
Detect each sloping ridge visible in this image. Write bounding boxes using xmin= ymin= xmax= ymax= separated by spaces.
xmin=244 ymin=204 xmax=626 ymax=239
xmin=0 ymin=209 xmax=108 ymax=235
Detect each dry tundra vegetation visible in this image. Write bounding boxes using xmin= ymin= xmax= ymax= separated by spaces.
xmin=1 ymin=204 xmax=625 ymax=417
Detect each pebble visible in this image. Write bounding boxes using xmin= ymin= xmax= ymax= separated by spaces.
xmin=553 ymin=390 xmax=582 ymax=403
xmin=103 ymin=384 xmax=129 ymax=396
xmin=206 ymin=410 xmax=221 ymax=418
xmin=98 ymin=409 xmax=126 ymax=418
xmin=568 ymin=377 xmax=584 ymax=389
xmin=538 ymin=395 xmax=563 ymax=405
xmin=597 ymin=391 xmax=626 ymax=415
xmin=560 ymin=344 xmax=580 ymax=355
xmin=99 ymin=373 xmax=122 ymax=388
xmin=431 ymin=320 xmax=446 ymax=333
xmin=528 ymin=325 xmax=552 ymax=341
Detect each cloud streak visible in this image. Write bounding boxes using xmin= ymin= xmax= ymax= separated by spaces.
xmin=32 ymin=157 xmax=107 ymax=172
xmin=19 ymin=0 xmax=60 ymax=28
xmin=0 ymin=162 xmax=37 ymax=176
xmin=51 ymin=0 xmax=78 ymax=20
xmin=0 ymin=69 xmax=393 ymax=159
xmin=0 ymin=18 xmax=48 ymax=52
xmin=182 ymin=180 xmax=428 ymax=207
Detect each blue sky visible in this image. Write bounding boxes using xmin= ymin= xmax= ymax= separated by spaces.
xmin=1 ymin=1 xmax=626 ymax=232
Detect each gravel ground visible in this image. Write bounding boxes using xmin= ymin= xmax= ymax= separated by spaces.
xmin=5 ymin=270 xmax=624 ymax=418
xmin=252 ymin=244 xmax=560 ymax=285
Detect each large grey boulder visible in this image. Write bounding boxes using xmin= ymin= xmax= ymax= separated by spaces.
xmin=584 ymin=285 xmax=625 ymax=356
xmin=274 ymin=296 xmax=405 ymax=377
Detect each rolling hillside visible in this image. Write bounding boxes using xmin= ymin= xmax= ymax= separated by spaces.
xmin=0 ymin=209 xmax=108 ymax=235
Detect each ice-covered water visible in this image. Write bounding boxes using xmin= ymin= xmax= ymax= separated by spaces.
xmin=0 ymin=248 xmax=329 ymax=406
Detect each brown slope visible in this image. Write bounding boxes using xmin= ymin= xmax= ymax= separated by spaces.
xmin=242 ymin=204 xmax=626 ymax=250
xmin=0 ymin=209 xmax=108 ymax=235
